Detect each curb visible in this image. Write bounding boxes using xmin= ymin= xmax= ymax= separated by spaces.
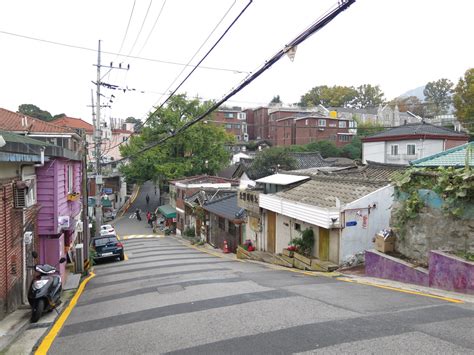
xmin=0 ymin=310 xmax=30 ymax=353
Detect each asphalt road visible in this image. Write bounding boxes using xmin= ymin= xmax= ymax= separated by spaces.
xmin=46 ymin=184 xmax=474 ymax=354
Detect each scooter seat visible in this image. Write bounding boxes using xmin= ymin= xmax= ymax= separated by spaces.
xmin=36 ymin=264 xmax=56 ymax=274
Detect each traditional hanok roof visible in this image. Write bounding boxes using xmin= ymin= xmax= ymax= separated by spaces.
xmin=202 ymin=193 xmax=245 ymax=221
xmin=51 ymin=116 xmax=93 ymax=134
xmin=0 ymin=108 xmax=75 ymax=135
xmin=327 ymin=161 xmax=406 ymax=183
xmin=411 ymin=142 xmax=474 ymax=167
xmin=217 ymin=164 xmax=239 ymax=179
xmin=362 ymin=122 xmax=468 ymax=142
xmin=170 ymin=174 xmax=238 ymax=186
xmin=274 ymin=176 xmax=388 ymax=209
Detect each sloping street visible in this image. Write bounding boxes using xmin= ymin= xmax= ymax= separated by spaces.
xmin=43 ymin=186 xmax=474 ymax=354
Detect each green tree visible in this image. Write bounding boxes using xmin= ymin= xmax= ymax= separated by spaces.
xmin=125 ymin=116 xmax=142 ymax=132
xmin=269 ymin=95 xmax=282 ymax=105
xmin=453 ymin=68 xmax=474 ymax=134
xmin=355 ymin=119 xmax=385 ymax=137
xmin=305 ymin=140 xmax=341 ymax=158
xmin=251 ymin=147 xmax=297 ymax=174
xmin=353 ymin=84 xmax=385 ymax=109
xmin=18 ymin=104 xmax=53 ymax=121
xmin=423 ymin=78 xmax=453 ymax=117
xmin=300 ymin=85 xmax=357 ymax=108
xmin=341 ymin=136 xmax=362 ymax=159
xmin=119 ymin=95 xmax=234 ymax=184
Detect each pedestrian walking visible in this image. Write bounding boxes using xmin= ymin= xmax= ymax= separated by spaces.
xmin=135 ymin=209 xmax=142 ymax=221
xmin=146 ymin=194 xmax=150 ymax=205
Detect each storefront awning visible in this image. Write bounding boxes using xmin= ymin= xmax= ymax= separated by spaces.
xmin=158 ymin=204 xmax=176 ymax=219
xmin=101 ymin=197 xmax=112 ymax=208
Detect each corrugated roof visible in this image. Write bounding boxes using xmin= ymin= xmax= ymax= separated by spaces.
xmin=411 ymin=142 xmax=474 ymax=167
xmin=0 ymin=108 xmax=75 ymax=134
xmin=365 ymin=122 xmax=467 ymax=139
xmin=0 ymin=130 xmax=55 ymax=146
xmin=202 ymin=194 xmax=245 ymax=221
xmin=275 ymin=177 xmax=388 ymax=208
xmin=256 ymin=173 xmax=309 ymax=185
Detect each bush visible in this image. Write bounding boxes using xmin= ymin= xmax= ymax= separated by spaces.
xmin=289 ymin=228 xmax=314 ymax=256
xmin=183 ymin=227 xmax=195 ymax=238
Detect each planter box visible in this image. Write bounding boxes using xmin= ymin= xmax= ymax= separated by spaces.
xmin=272 ymin=255 xmax=293 ymax=268
xmin=282 ymin=248 xmax=294 ymax=258
xmin=311 ymin=259 xmax=339 ymax=272
xmin=280 ymin=254 xmax=294 ymax=266
xmin=236 ymin=246 xmax=251 ymax=260
xmin=294 ymin=258 xmax=309 ymax=270
xmin=294 ymin=252 xmax=312 ymax=266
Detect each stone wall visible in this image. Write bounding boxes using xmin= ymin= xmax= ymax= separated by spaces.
xmin=393 ymin=204 xmax=474 ymax=264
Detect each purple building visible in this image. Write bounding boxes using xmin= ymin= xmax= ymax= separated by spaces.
xmin=0 ymin=108 xmax=85 ymax=281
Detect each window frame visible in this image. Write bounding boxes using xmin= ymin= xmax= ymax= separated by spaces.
xmin=318 ymin=119 xmax=326 ymax=127
xmin=406 ymin=144 xmax=416 ymax=156
xmin=390 ymin=144 xmax=399 ymax=156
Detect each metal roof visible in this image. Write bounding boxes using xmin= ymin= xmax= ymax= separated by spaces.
xmin=256 ymin=173 xmax=309 ymax=185
xmin=365 ymin=122 xmax=467 ymax=139
xmin=202 ymin=194 xmax=245 ymax=221
xmin=411 ymin=142 xmax=474 ymax=167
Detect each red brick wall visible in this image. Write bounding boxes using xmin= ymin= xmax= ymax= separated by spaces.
xmin=213 ymin=111 xmax=246 ymax=141
xmin=445 ymin=138 xmax=468 ymax=150
xmin=245 ymin=109 xmax=255 ymax=140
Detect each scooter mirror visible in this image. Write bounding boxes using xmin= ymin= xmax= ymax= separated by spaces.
xmin=59 ymin=257 xmax=66 ymax=264
xmin=32 ymin=251 xmax=38 ymax=259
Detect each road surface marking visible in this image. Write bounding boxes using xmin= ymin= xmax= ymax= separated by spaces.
xmin=122 ymin=234 xmax=164 ymax=240
xmin=35 ymin=272 xmax=95 ymax=355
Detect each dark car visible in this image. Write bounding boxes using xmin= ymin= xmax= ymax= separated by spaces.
xmin=91 ymin=235 xmax=124 ymax=262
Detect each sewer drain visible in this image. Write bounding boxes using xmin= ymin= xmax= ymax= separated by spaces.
xmin=157 ymin=285 xmax=184 ymax=294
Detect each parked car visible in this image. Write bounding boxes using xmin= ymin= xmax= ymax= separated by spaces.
xmin=100 ymin=224 xmax=116 ymax=235
xmin=91 ymin=235 xmax=124 ymax=262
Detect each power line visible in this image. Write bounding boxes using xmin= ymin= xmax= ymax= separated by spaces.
xmin=117 ymin=0 xmax=137 ymax=56
xmin=0 ymin=29 xmax=248 ymax=74
xmin=105 ymin=0 xmax=251 ymax=154
xmin=137 ymin=0 xmax=167 ymax=57
xmin=126 ymin=0 xmax=153 ymax=57
xmin=111 ymin=0 xmax=357 ymax=164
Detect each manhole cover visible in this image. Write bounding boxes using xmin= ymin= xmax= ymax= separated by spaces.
xmin=156 ymin=285 xmax=184 ymax=294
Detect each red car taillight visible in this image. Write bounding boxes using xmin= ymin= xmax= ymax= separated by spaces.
xmin=116 ymin=242 xmax=123 ymax=248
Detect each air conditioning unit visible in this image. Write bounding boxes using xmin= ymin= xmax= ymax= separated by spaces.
xmin=75 ymin=243 xmax=84 ymax=273
xmin=14 ymin=182 xmax=34 ymax=208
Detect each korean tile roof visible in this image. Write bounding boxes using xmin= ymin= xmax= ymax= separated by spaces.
xmin=275 ymin=176 xmax=388 ymax=208
xmin=202 ymin=193 xmax=245 ymax=221
xmin=51 ymin=116 xmax=93 ymax=133
xmin=411 ymin=142 xmax=474 ymax=167
xmin=364 ymin=122 xmax=468 ymax=139
xmin=0 ymin=108 xmax=75 ymax=134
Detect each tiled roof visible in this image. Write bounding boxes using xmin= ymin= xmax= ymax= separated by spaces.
xmin=217 ymin=164 xmax=239 ymax=179
xmin=112 ymin=129 xmax=133 ymax=134
xmin=364 ymin=122 xmax=467 ymax=139
xmin=328 ymin=161 xmax=406 ymax=182
xmin=411 ymin=142 xmax=474 ymax=167
xmin=51 ymin=116 xmax=93 ymax=133
xmin=0 ymin=130 xmax=55 ymax=146
xmin=202 ymin=194 xmax=246 ymax=221
xmin=170 ymin=174 xmax=238 ymax=186
xmin=0 ymin=108 xmax=75 ymax=134
xmin=275 ymin=177 xmax=388 ymax=208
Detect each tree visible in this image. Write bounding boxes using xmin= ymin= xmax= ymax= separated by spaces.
xmin=305 ymin=140 xmax=341 ymax=158
xmin=453 ymin=68 xmax=474 ymax=134
xmin=18 ymin=104 xmax=53 ymax=121
xmin=269 ymin=95 xmax=282 ymax=105
xmin=119 ymin=95 xmax=234 ymax=184
xmin=390 ymin=96 xmax=425 ymax=117
xmin=251 ymin=147 xmax=297 ymax=175
xmin=353 ymin=84 xmax=385 ymax=109
xmin=354 ymin=119 xmax=385 ymax=137
xmin=299 ymin=85 xmax=357 ymax=108
xmin=423 ymin=78 xmax=454 ymax=117
xmin=125 ymin=116 xmax=142 ymax=132
xmin=341 ymin=136 xmax=362 ymax=159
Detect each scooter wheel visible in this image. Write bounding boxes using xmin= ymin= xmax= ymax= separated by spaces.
xmin=31 ymin=299 xmax=45 ymax=323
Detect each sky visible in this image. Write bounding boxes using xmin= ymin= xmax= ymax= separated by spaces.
xmin=0 ymin=0 xmax=472 ymax=125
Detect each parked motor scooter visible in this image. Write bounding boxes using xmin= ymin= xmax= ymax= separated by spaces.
xmin=27 ymin=251 xmax=66 ymax=322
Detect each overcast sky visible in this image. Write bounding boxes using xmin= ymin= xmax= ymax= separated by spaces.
xmin=0 ymin=0 xmax=472 ymax=124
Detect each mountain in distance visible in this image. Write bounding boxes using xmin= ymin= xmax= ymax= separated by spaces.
xmin=398 ymin=85 xmax=425 ymax=101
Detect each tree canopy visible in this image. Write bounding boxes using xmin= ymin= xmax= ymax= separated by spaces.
xmin=119 ymin=95 xmax=234 ymax=184
xmin=453 ymin=68 xmax=474 ymax=134
xmin=269 ymin=95 xmax=282 ymax=105
xmin=18 ymin=104 xmax=54 ymax=121
xmin=125 ymin=116 xmax=142 ymax=132
xmin=353 ymin=84 xmax=385 ymax=109
xmin=423 ymin=78 xmax=453 ymax=117
xmin=251 ymin=147 xmax=297 ymax=174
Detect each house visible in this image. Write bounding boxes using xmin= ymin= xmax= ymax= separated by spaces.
xmin=168 ymin=175 xmax=239 ymax=235
xmin=362 ymin=122 xmax=469 ymax=165
xmin=202 ymin=193 xmax=246 ymax=252
xmin=0 ymin=108 xmax=85 ymax=284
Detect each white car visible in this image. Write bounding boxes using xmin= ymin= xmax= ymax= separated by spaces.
xmin=100 ymin=224 xmax=116 ymax=235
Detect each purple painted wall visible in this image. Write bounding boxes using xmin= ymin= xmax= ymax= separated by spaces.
xmin=365 ymin=250 xmax=429 ymax=286
xmin=429 ymin=251 xmax=474 ymax=294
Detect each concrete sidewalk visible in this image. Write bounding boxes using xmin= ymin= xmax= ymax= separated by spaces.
xmin=0 ymin=271 xmax=83 ymax=354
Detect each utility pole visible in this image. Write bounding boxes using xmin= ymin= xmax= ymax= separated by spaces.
xmin=92 ymin=40 xmax=130 ymax=236
xmin=94 ymin=40 xmax=103 ymax=236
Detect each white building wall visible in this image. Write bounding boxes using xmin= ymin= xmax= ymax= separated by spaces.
xmin=362 ymin=141 xmax=385 ymax=164
xmin=339 ymin=185 xmax=394 ymax=264
xmin=239 ymin=172 xmax=256 ymax=189
xmin=274 ymin=214 xmax=319 ymax=256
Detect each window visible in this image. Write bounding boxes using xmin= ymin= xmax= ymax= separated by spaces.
xmin=228 ymin=222 xmax=236 ymax=236
xmin=339 ymin=135 xmax=351 ymax=142
xmin=224 ymin=112 xmax=234 ymax=118
xmin=218 ymin=217 xmax=225 ymax=230
xmin=294 ymin=223 xmax=301 ymax=231
xmin=234 ymin=124 xmax=241 ymax=129
xmin=329 ymin=122 xmax=337 ymax=128
xmin=318 ymin=119 xmax=326 ymax=127
xmin=67 ymin=165 xmax=74 ymax=193
xmin=330 ymin=134 xmax=337 ymax=141
xmin=338 ymin=121 xmax=347 ymax=128
xmin=305 ymin=119 xmax=308 ymax=126
xmin=391 ymin=145 xmax=399 ymax=155
xmin=225 ymin=124 xmax=232 ymax=129
xmin=407 ymin=144 xmax=416 ymax=155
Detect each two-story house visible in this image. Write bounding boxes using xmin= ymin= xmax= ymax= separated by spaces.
xmin=0 ymin=108 xmax=85 ymax=283
xmin=362 ymin=122 xmax=469 ymax=165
